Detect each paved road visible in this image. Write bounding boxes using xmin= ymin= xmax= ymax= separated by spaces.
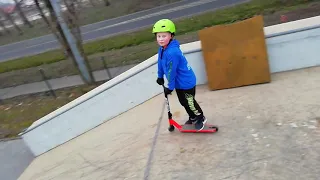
xmin=0 ymin=0 xmax=248 ymax=62
xmin=0 ymin=139 xmax=34 ymax=180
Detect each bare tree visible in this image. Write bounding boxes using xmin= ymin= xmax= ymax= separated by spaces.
xmin=75 ymin=0 xmax=83 ymax=9
xmin=0 ymin=18 xmax=11 ymax=34
xmin=0 ymin=8 xmax=22 ymax=34
xmin=34 ymin=0 xmax=69 ymax=58
xmin=104 ymin=0 xmax=110 ymax=6
xmin=88 ymin=0 xmax=96 ymax=6
xmin=13 ymin=0 xmax=33 ymax=28
xmin=34 ymin=0 xmax=50 ymax=26
xmin=63 ymin=0 xmax=95 ymax=83
xmin=40 ymin=0 xmax=95 ymax=84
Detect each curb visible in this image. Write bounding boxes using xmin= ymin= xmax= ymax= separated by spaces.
xmin=0 ymin=136 xmax=22 ymax=142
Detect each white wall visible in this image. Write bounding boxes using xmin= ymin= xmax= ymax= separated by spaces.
xmin=266 ymin=27 xmax=320 ymax=73
xmin=20 ymin=16 xmax=320 ymax=156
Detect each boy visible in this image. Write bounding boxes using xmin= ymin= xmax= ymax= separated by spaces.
xmin=152 ymin=19 xmax=207 ymax=131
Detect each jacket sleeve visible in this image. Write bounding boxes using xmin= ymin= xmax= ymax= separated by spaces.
xmin=157 ymin=49 xmax=164 ymax=78
xmin=167 ymin=53 xmax=179 ymax=90
xmin=157 ymin=58 xmax=164 ymax=78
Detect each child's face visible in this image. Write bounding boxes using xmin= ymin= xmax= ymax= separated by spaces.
xmin=156 ymin=32 xmax=172 ymax=47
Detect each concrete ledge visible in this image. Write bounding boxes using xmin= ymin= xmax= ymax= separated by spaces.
xmin=20 ymin=16 xmax=320 ymax=156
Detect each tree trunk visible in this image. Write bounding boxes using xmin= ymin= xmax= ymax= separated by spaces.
xmin=35 ymin=0 xmax=69 ymax=58
xmin=104 ymin=0 xmax=110 ymax=6
xmin=45 ymin=0 xmax=71 ymax=56
xmin=64 ymin=0 xmax=95 ymax=84
xmin=34 ymin=0 xmax=50 ymax=26
xmin=76 ymin=0 xmax=83 ymax=9
xmin=0 ymin=9 xmax=23 ymax=34
xmin=0 ymin=18 xmax=11 ymax=34
xmin=88 ymin=0 xmax=95 ymax=6
xmin=44 ymin=0 xmax=95 ymax=84
xmin=13 ymin=0 xmax=33 ymax=28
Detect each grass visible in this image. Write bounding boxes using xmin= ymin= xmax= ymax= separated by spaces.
xmin=0 ymin=0 xmax=318 ymax=74
xmin=0 ymin=50 xmax=66 ymax=74
xmin=0 ymin=83 xmax=101 ymax=139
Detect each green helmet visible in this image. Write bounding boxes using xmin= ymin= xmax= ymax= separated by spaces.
xmin=152 ymin=19 xmax=176 ymax=34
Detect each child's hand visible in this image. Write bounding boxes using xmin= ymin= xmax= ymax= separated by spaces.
xmin=156 ymin=78 xmax=164 ymax=85
xmin=164 ymin=87 xmax=173 ymax=96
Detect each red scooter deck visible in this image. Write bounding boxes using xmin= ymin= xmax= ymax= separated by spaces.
xmin=168 ymin=119 xmax=218 ymax=133
xmin=162 ymin=84 xmax=218 ymax=134
xmin=180 ymin=124 xmax=218 ymax=133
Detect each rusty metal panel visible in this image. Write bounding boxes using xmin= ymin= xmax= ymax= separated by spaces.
xmin=198 ymin=15 xmax=271 ymax=90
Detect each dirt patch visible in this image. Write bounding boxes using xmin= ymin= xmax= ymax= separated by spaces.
xmin=263 ymin=2 xmax=320 ymax=26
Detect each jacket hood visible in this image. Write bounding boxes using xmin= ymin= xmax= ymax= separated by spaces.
xmin=166 ymin=39 xmax=180 ymax=49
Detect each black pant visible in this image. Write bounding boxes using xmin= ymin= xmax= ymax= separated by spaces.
xmin=176 ymin=86 xmax=204 ymax=119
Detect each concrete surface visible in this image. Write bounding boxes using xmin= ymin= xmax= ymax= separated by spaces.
xmin=18 ymin=66 xmax=320 ymax=180
xmin=0 ymin=139 xmax=34 ymax=180
xmin=0 ymin=64 xmax=135 ymax=100
xmin=0 ymin=0 xmax=248 ymax=62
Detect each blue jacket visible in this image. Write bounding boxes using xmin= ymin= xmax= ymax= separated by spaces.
xmin=157 ymin=39 xmax=196 ymax=90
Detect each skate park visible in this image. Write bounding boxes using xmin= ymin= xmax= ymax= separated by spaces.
xmin=17 ymin=15 xmax=320 ymax=180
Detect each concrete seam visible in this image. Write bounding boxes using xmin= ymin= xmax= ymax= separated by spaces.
xmin=143 ymin=99 xmax=166 ymax=180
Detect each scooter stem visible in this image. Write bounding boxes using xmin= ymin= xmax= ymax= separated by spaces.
xmin=162 ymin=85 xmax=172 ymax=119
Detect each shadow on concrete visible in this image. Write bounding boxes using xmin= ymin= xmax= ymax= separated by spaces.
xmin=0 ymin=138 xmax=34 ymax=180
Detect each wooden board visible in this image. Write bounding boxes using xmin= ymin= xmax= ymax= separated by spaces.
xmin=198 ymin=15 xmax=271 ymax=90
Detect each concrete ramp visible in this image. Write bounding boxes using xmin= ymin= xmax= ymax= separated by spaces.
xmin=18 ymin=66 xmax=320 ymax=180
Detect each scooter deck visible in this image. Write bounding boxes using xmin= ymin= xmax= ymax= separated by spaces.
xmin=180 ymin=124 xmax=218 ymax=133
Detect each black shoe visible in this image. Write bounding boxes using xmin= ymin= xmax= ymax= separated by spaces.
xmin=185 ymin=117 xmax=196 ymax=124
xmin=195 ymin=116 xmax=207 ymax=131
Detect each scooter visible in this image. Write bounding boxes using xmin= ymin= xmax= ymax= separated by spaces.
xmin=162 ymin=85 xmax=218 ymax=133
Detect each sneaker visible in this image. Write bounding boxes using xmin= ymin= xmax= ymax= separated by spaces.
xmin=185 ymin=117 xmax=196 ymax=124
xmin=195 ymin=116 xmax=207 ymax=131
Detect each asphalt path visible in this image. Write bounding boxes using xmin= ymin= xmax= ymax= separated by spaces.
xmin=0 ymin=139 xmax=34 ymax=180
xmin=0 ymin=0 xmax=248 ymax=62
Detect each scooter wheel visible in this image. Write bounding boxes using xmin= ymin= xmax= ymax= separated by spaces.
xmin=168 ymin=125 xmax=175 ymax=132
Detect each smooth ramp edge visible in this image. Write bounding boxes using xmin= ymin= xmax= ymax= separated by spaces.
xmin=18 ymin=66 xmax=320 ymax=180
xmin=20 ymin=15 xmax=320 ymax=156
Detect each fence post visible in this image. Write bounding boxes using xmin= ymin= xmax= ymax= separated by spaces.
xmin=39 ymin=68 xmax=57 ymax=98
xmin=101 ymin=56 xmax=112 ymax=80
